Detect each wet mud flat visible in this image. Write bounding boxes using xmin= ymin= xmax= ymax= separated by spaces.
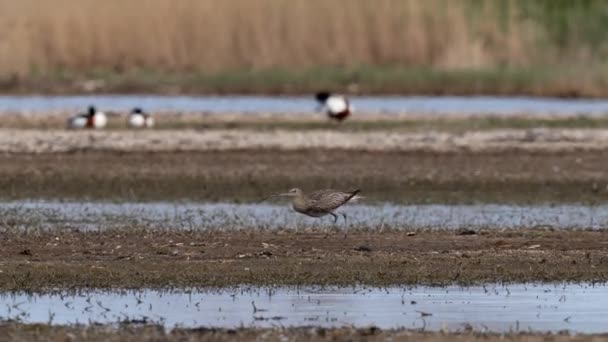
xmin=6 ymin=128 xmax=608 ymax=154
xmin=2 ymin=149 xmax=608 ymax=204
xmin=2 ymin=324 xmax=603 ymax=342
xmin=1 ymin=229 xmax=608 ymax=291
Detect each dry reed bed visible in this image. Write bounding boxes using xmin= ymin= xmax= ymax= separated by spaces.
xmin=3 ymin=128 xmax=608 ymax=154
xmin=0 ymin=0 xmax=535 ymax=75
xmin=1 ymin=1 xmax=607 ymax=96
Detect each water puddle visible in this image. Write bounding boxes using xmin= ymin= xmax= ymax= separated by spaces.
xmin=1 ymin=283 xmax=606 ymax=333
xmin=1 ymin=201 xmax=607 ymax=231
xmin=2 ymin=95 xmax=608 ymax=116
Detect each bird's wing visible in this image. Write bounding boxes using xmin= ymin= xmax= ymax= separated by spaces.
xmin=308 ymin=190 xmax=354 ymax=211
xmin=308 ymin=189 xmax=335 ymax=201
xmin=67 ymin=114 xmax=88 ymax=128
xmin=94 ymin=112 xmax=108 ymax=127
xmin=128 ymin=114 xmax=145 ymax=127
xmin=326 ymin=96 xmax=348 ymax=113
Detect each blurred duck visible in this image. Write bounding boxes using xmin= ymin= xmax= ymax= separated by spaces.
xmin=67 ymin=105 xmax=107 ymax=129
xmin=315 ymin=92 xmax=352 ymax=122
xmin=128 ymin=107 xmax=154 ymax=128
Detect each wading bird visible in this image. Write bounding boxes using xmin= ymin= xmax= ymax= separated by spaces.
xmin=128 ymin=107 xmax=154 ymax=128
xmin=67 ymin=105 xmax=107 ymax=129
xmin=262 ymin=188 xmax=361 ymax=223
xmin=315 ymin=92 xmax=352 ymax=122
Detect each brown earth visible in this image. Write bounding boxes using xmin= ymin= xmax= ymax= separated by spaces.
xmin=4 ymin=111 xmax=608 ymax=131
xmin=0 ymin=149 xmax=607 ymax=203
xmin=1 ymin=228 xmax=608 ymax=291
xmin=5 ymin=128 xmax=608 ymax=154
xmin=1 ymin=323 xmax=605 ymax=342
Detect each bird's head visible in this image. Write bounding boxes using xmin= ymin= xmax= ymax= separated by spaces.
xmin=87 ymin=105 xmax=96 ymax=116
xmin=315 ymin=92 xmax=331 ymax=103
xmin=285 ymin=188 xmax=302 ymax=197
xmin=132 ymin=107 xmax=143 ymax=114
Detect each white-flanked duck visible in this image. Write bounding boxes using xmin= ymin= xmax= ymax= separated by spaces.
xmin=315 ymin=92 xmax=352 ymax=122
xmin=127 ymin=107 xmax=154 ymax=128
xmin=67 ymin=105 xmax=107 ymax=129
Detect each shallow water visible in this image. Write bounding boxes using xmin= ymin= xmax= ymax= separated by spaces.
xmin=2 ymin=95 xmax=608 ymax=116
xmin=1 ymin=283 xmax=606 ymax=333
xmin=1 ymin=200 xmax=607 ymax=231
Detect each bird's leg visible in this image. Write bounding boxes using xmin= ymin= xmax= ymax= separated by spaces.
xmin=329 ymin=212 xmax=338 ymax=223
xmin=341 ymin=213 xmax=349 ymax=239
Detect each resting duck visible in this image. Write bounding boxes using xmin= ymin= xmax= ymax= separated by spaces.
xmin=67 ymin=106 xmax=107 ymax=129
xmin=315 ymin=92 xmax=352 ymax=122
xmin=127 ymin=107 xmax=154 ymax=128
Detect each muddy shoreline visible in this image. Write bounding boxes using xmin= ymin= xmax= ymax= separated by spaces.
xmin=5 ymin=110 xmax=608 ymax=129
xmin=1 ymin=323 xmax=600 ymax=341
xmin=1 ymin=149 xmax=607 ymax=203
xmin=5 ymin=128 xmax=608 ymax=154
xmin=1 ymin=229 xmax=607 ymax=291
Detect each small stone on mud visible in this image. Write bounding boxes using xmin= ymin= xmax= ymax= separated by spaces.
xmin=406 ymin=232 xmax=416 ymax=236
xmin=19 ymin=249 xmax=32 ymax=256
xmin=354 ymin=245 xmax=372 ymax=252
xmin=258 ymin=251 xmax=273 ymax=258
xmin=360 ymin=326 xmax=380 ymax=336
xmin=457 ymin=229 xmax=477 ymax=235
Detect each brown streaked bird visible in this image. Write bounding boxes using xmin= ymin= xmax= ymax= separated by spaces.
xmin=262 ymin=188 xmax=361 ymax=223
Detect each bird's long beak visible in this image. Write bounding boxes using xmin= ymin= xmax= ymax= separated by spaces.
xmin=258 ymin=192 xmax=290 ymax=203
xmin=349 ymin=195 xmax=365 ymax=202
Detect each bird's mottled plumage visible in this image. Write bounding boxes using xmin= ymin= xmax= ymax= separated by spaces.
xmin=307 ymin=189 xmax=358 ymax=211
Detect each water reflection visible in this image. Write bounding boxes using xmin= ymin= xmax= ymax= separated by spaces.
xmin=2 ymin=95 xmax=608 ymax=115
xmin=1 ymin=201 xmax=607 ymax=231
xmin=1 ymin=283 xmax=607 ymax=333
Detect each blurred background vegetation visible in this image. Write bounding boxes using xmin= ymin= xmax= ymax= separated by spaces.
xmin=1 ymin=0 xmax=607 ymax=96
